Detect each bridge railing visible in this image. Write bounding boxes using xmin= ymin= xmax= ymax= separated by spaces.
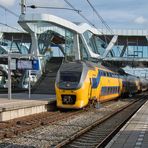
xmin=98 ymin=28 xmax=148 ymax=36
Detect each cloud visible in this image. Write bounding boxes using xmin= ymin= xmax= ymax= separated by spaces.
xmin=0 ymin=0 xmax=16 ymax=7
xmin=134 ymin=16 xmax=147 ymax=24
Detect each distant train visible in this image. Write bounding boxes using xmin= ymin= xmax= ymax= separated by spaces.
xmin=55 ymin=61 xmax=148 ymax=109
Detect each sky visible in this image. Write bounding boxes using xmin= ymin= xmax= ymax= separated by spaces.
xmin=0 ymin=0 xmax=148 ymax=77
xmin=0 ymin=0 xmax=148 ymax=30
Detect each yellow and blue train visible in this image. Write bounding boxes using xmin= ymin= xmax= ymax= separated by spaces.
xmin=55 ymin=61 xmax=148 ymax=109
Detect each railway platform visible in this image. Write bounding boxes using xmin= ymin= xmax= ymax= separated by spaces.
xmin=106 ymin=100 xmax=148 ymax=148
xmin=0 ymin=93 xmax=56 ymax=121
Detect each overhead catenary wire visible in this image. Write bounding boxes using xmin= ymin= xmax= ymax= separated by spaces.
xmin=86 ymin=0 xmax=114 ymax=35
xmin=27 ymin=5 xmax=81 ymax=13
xmin=64 ymin=0 xmax=115 ymax=48
xmin=0 ymin=5 xmax=19 ymax=17
xmin=86 ymin=0 xmax=122 ymax=56
xmin=0 ymin=22 xmax=22 ymax=32
xmin=64 ymin=0 xmax=95 ymax=27
xmin=63 ymin=0 xmax=112 ymax=38
xmin=0 ymin=5 xmax=21 ymax=32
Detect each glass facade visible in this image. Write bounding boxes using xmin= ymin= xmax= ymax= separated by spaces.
xmin=83 ymin=30 xmax=106 ymax=56
xmin=79 ymin=37 xmax=89 ymax=60
xmin=27 ymin=22 xmax=75 ymax=60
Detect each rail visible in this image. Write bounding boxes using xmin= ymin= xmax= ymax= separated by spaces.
xmin=55 ymin=95 xmax=147 ymax=148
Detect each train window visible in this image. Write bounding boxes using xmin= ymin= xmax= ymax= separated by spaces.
xmin=108 ymin=87 xmax=110 ymax=94
xmin=102 ymin=87 xmax=103 ymax=95
xmin=108 ymin=73 xmax=110 ymax=77
xmin=102 ymin=71 xmax=104 ymax=76
xmin=107 ymin=73 xmax=109 ymax=77
xmin=107 ymin=72 xmax=109 ymax=77
xmin=106 ymin=87 xmax=108 ymax=94
xmin=101 ymin=87 xmax=103 ymax=95
xmin=117 ymin=87 xmax=119 ymax=93
xmin=104 ymin=72 xmax=106 ymax=76
xmin=101 ymin=87 xmax=105 ymax=95
xmin=104 ymin=87 xmax=106 ymax=95
xmin=100 ymin=71 xmax=102 ymax=76
xmin=104 ymin=72 xmax=107 ymax=76
xmin=104 ymin=71 xmax=107 ymax=76
xmin=108 ymin=72 xmax=110 ymax=77
xmin=113 ymin=87 xmax=114 ymax=94
xmin=101 ymin=71 xmax=103 ymax=76
xmin=60 ymin=72 xmax=81 ymax=82
xmin=109 ymin=87 xmax=111 ymax=94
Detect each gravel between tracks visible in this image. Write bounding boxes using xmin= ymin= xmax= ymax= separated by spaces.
xmin=0 ymin=99 xmax=131 ymax=148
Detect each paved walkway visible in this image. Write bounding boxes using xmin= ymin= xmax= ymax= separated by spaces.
xmin=106 ymin=100 xmax=148 ymax=148
xmin=0 ymin=93 xmax=56 ymax=110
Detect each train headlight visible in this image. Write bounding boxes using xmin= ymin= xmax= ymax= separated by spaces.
xmin=66 ymin=83 xmax=70 ymax=87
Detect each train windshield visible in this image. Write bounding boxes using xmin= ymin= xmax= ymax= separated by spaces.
xmin=60 ymin=72 xmax=81 ymax=82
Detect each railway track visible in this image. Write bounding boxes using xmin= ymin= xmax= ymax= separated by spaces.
xmin=55 ymin=95 xmax=147 ymax=148
xmin=0 ymin=109 xmax=85 ymax=139
xmin=0 ymin=100 xmax=117 ymax=140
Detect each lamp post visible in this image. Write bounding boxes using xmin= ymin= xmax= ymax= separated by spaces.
xmin=8 ymin=53 xmax=12 ymax=100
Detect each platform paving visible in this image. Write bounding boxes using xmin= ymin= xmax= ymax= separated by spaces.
xmin=106 ymin=100 xmax=148 ymax=148
xmin=0 ymin=93 xmax=56 ymax=121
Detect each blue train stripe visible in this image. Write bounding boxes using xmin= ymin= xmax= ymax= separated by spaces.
xmin=92 ymin=70 xmax=101 ymax=88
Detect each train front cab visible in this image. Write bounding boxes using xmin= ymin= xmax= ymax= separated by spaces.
xmin=56 ymin=85 xmax=90 ymax=109
xmin=55 ymin=62 xmax=93 ymax=109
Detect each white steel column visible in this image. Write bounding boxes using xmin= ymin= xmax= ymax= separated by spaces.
xmin=21 ymin=0 xmax=26 ymax=15
xmin=74 ymin=33 xmax=81 ymax=60
xmin=102 ymin=35 xmax=118 ymax=58
xmin=120 ymin=45 xmax=127 ymax=57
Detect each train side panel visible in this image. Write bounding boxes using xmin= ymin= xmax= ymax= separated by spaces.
xmin=96 ymin=75 xmax=121 ymax=102
xmin=91 ymin=69 xmax=122 ymax=102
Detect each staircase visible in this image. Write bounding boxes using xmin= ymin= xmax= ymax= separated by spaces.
xmin=32 ymin=57 xmax=63 ymax=94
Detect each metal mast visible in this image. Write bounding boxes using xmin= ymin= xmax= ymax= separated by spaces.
xmin=21 ymin=0 xmax=26 ymax=14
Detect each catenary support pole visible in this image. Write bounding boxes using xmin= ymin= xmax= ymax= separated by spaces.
xmin=8 ymin=53 xmax=12 ymax=100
